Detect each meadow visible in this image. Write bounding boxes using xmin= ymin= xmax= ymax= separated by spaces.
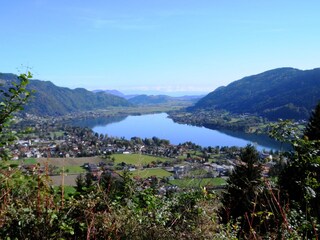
xmin=126 ymin=168 xmax=172 ymax=178
xmin=112 ymin=153 xmax=170 ymax=166
xmin=169 ymin=177 xmax=226 ymax=188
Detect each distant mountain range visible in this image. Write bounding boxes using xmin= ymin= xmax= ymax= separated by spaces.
xmin=2 ymin=67 xmax=319 ymax=120
xmin=92 ymin=89 xmax=138 ymax=100
xmin=0 ymin=73 xmax=132 ymax=116
xmin=127 ymin=94 xmax=202 ymax=105
xmin=92 ymin=89 xmax=203 ymax=103
xmin=0 ymin=73 xmax=202 ymax=116
xmin=192 ymin=67 xmax=320 ymax=120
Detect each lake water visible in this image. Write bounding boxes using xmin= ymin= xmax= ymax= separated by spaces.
xmin=86 ymin=113 xmax=282 ymax=151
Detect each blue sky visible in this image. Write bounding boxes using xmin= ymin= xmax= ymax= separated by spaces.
xmin=1 ymin=1 xmax=319 ymax=95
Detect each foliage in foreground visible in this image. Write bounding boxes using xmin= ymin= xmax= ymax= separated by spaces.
xmin=0 ymin=165 xmax=217 ymax=239
xmin=1 ymin=73 xmax=320 ymax=239
xmin=0 ymin=72 xmax=32 ymax=160
xmin=215 ymin=103 xmax=320 ymax=239
xmin=3 ymin=162 xmax=317 ymax=239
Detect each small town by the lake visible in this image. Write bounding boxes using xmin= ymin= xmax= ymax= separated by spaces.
xmin=1 ymin=1 xmax=320 ymax=239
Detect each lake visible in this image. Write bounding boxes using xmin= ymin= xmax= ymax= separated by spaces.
xmin=80 ymin=113 xmax=282 ymax=151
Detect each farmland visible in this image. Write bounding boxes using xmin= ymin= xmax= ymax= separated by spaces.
xmin=34 ymin=155 xmax=174 ymax=185
xmin=169 ymin=177 xmax=226 ymax=188
xmin=126 ymin=168 xmax=172 ymax=178
xmin=37 ymin=156 xmax=103 ymax=168
xmin=112 ymin=153 xmax=169 ymax=166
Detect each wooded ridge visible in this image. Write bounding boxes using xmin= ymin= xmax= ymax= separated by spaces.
xmin=0 ymin=73 xmax=132 ymax=116
xmin=192 ymin=67 xmax=320 ymax=120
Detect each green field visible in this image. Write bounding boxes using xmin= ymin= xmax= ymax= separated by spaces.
xmin=121 ymin=168 xmax=172 ymax=178
xmin=169 ymin=177 xmax=226 ymax=188
xmin=37 ymin=156 xmax=104 ymax=167
xmin=112 ymin=153 xmax=169 ymax=166
xmin=50 ymin=131 xmax=64 ymax=138
xmin=23 ymin=158 xmax=38 ymax=164
xmin=6 ymin=158 xmax=38 ymax=167
xmin=60 ymin=165 xmax=86 ymax=174
xmin=53 ymin=185 xmax=76 ymax=197
xmin=64 ymin=185 xmax=76 ymax=196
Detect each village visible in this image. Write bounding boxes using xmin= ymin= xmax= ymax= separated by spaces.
xmin=9 ymin=114 xmax=279 ymax=191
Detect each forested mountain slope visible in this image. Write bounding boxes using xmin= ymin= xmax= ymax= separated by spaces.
xmin=193 ymin=68 xmax=320 ymax=120
xmin=0 ymin=73 xmax=131 ymax=116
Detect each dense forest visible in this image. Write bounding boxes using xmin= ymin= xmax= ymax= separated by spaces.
xmin=192 ymin=67 xmax=320 ymax=120
xmin=0 ymin=73 xmax=132 ymax=116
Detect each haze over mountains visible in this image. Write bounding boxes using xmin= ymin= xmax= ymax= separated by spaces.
xmin=92 ymin=89 xmax=204 ymax=102
xmin=92 ymin=89 xmax=138 ymax=100
xmin=1 ymin=67 xmax=320 ymax=120
xmin=127 ymin=94 xmax=203 ymax=105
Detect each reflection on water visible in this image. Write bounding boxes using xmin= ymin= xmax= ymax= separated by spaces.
xmin=71 ymin=113 xmax=284 ymax=151
xmin=69 ymin=115 xmax=128 ymax=128
xmin=213 ymin=129 xmax=290 ymax=151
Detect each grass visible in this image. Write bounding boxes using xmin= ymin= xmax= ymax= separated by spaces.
xmin=53 ymin=185 xmax=76 ymax=197
xmin=188 ymin=169 xmax=209 ymax=176
xmin=37 ymin=156 xmax=104 ymax=167
xmin=169 ymin=177 xmax=226 ymax=188
xmin=7 ymin=158 xmax=38 ymax=167
xmin=63 ymin=185 xmax=76 ymax=196
xmin=22 ymin=158 xmax=37 ymax=164
xmin=229 ymin=117 xmax=240 ymax=123
xmin=187 ymin=151 xmax=204 ymax=157
xmin=177 ymin=155 xmax=186 ymax=160
xmin=50 ymin=174 xmax=79 ymax=186
xmin=121 ymin=168 xmax=172 ymax=178
xmin=50 ymin=131 xmax=64 ymax=138
xmin=61 ymin=165 xmax=86 ymax=174
xmin=91 ymin=105 xmax=188 ymax=117
xmin=35 ymin=157 xmax=103 ymax=186
xmin=112 ymin=153 xmax=169 ymax=166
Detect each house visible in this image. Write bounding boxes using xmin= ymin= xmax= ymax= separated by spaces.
xmin=173 ymin=165 xmax=189 ymax=179
xmin=260 ymin=152 xmax=273 ymax=162
xmin=128 ymin=166 xmax=136 ymax=171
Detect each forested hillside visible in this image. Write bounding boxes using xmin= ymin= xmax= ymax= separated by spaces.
xmin=193 ymin=68 xmax=320 ymax=120
xmin=0 ymin=73 xmax=132 ymax=116
xmin=1 ymin=73 xmax=320 ymax=239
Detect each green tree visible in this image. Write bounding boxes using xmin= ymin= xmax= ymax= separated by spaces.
xmin=75 ymin=173 xmax=86 ymax=192
xmin=99 ymin=169 xmax=134 ymax=201
xmin=271 ymin=104 xmax=320 ymax=237
xmin=304 ymin=102 xmax=320 ymax=141
xmin=219 ymin=145 xmax=263 ymax=231
xmin=85 ymin=172 xmax=94 ymax=188
xmin=0 ymin=72 xmax=33 ymax=160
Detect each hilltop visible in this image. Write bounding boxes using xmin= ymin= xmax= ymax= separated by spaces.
xmin=93 ymin=90 xmax=204 ymax=104
xmin=92 ymin=89 xmax=139 ymax=99
xmin=192 ymin=67 xmax=320 ymax=120
xmin=0 ymin=73 xmax=132 ymax=116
